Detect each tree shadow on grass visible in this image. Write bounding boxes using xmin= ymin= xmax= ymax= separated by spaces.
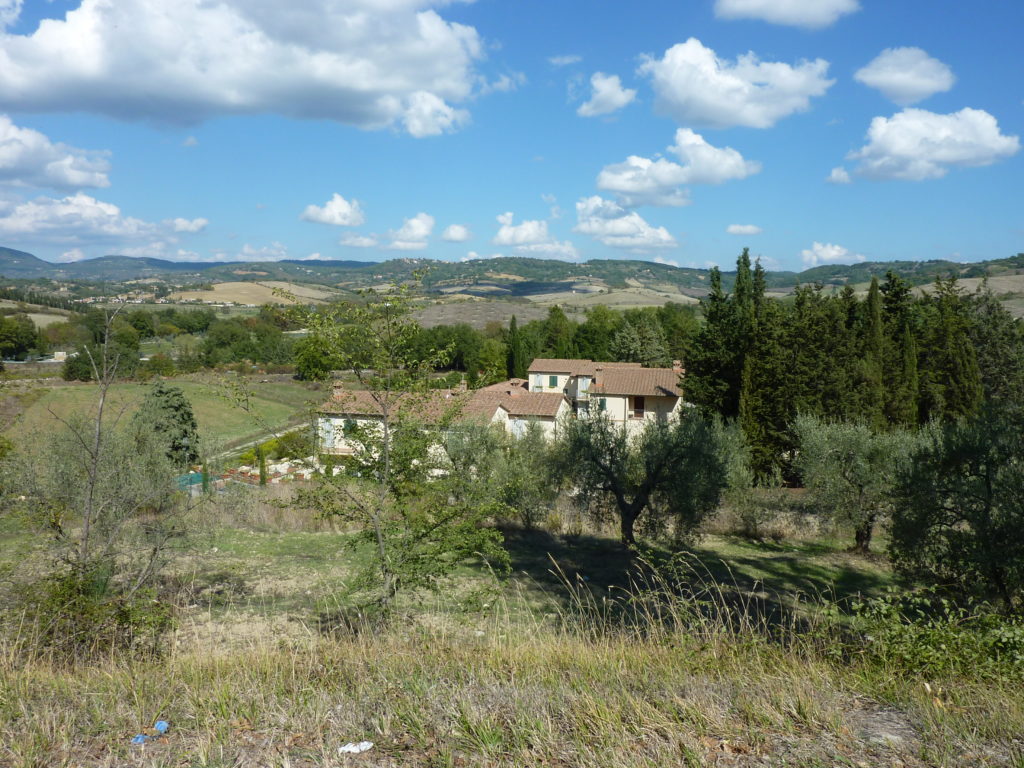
xmin=495 ymin=525 xmax=891 ymax=638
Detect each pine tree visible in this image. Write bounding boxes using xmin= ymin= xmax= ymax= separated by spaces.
xmin=506 ymin=315 xmax=528 ymax=379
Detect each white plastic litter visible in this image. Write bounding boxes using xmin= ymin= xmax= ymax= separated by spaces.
xmin=338 ymin=740 xmax=374 ymax=754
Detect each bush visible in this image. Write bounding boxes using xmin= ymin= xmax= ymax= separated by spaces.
xmin=16 ymin=569 xmax=174 ymax=661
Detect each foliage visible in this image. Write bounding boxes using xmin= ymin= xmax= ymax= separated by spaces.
xmin=841 ymin=587 xmax=1024 ymax=681
xmin=558 ymin=411 xmax=726 ymax=547
xmin=131 ymin=381 xmax=200 ymax=469
xmin=793 ymin=414 xmax=922 ymax=553
xmin=890 ymin=404 xmax=1024 ymax=612
xmin=0 ymin=312 xmax=38 ymax=359
xmin=492 ymin=421 xmax=561 ymax=529
xmin=295 ymin=277 xmax=508 ymax=610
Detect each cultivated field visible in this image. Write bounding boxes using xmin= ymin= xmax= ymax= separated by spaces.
xmin=170 ymin=281 xmax=341 ymax=305
xmin=415 ymin=299 xmax=577 ymax=328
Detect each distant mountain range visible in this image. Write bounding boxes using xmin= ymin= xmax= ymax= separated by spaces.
xmin=2 ymin=245 xmax=1023 ymax=296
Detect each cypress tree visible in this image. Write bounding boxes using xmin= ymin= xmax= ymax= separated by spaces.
xmin=862 ymin=277 xmax=887 ymax=430
xmin=258 ymin=444 xmax=268 ymax=486
xmin=507 ymin=315 xmax=528 ymax=379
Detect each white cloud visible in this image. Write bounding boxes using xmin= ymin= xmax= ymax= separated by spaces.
xmin=56 ymin=247 xmax=86 ymax=263
xmin=0 ymin=0 xmax=20 ymax=30
xmin=388 ymin=211 xmax=434 ymax=250
xmin=300 ymin=194 xmax=365 ymax=227
xmin=726 ymin=224 xmax=762 ymax=235
xmin=854 ymin=48 xmax=955 ymax=106
xmin=340 ymin=234 xmax=379 ymax=248
xmin=442 ymin=223 xmax=471 ymax=242
xmin=800 ymin=241 xmax=864 ymax=267
xmin=0 ymin=0 xmax=484 ymax=137
xmin=182 ymin=135 xmax=198 ymax=147
xmin=574 ymin=196 xmax=676 ymax=250
xmin=168 ymin=217 xmax=208 ymax=233
xmin=849 ymin=108 xmax=1020 ymax=181
xmin=714 ymin=0 xmax=859 ymax=28
xmin=597 ymin=128 xmax=759 ymax=207
xmin=463 ymin=250 xmax=504 ymax=261
xmin=638 ymin=38 xmax=833 ymax=129
xmin=0 ymin=192 xmax=156 ymax=243
xmin=493 ymin=212 xmax=550 ymax=245
xmin=826 ymin=166 xmax=851 ymax=184
xmin=597 ymin=156 xmax=691 ymax=207
xmin=514 ymin=241 xmax=579 ymax=259
xmin=653 ymin=256 xmax=680 ymax=267
xmin=549 ymin=55 xmax=581 ymax=67
xmin=240 ymin=242 xmax=289 ymax=262
xmin=479 ymin=72 xmax=526 ymax=95
xmin=0 ymin=115 xmax=110 ymax=190
xmin=577 ymin=73 xmax=636 ymax=117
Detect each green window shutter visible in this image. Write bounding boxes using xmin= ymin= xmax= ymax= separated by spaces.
xmin=598 ymin=398 xmax=606 ymax=411
xmin=549 ymin=375 xmax=557 ymax=388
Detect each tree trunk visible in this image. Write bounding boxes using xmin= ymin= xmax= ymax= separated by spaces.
xmin=619 ymin=506 xmax=640 ymax=549
xmin=852 ymin=514 xmax=876 ymax=554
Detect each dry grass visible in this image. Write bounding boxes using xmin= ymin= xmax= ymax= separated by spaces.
xmin=170 ymin=281 xmax=340 ymax=305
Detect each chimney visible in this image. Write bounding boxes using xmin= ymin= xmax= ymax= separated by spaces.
xmin=672 ymin=360 xmax=685 ymax=374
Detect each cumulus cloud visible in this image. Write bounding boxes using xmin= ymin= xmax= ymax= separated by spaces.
xmin=0 ymin=192 xmax=156 ymax=243
xmin=514 ymin=241 xmax=579 ymax=259
xmin=340 ymin=234 xmax=379 ymax=248
xmin=168 ymin=217 xmax=208 ymax=233
xmin=300 ymin=194 xmax=365 ymax=227
xmin=493 ymin=212 xmax=551 ymax=246
xmin=0 ymin=0 xmax=484 ymax=136
xmin=238 ymin=242 xmax=289 ymax=262
xmin=597 ymin=128 xmax=760 ymax=207
xmin=800 ymin=241 xmax=864 ymax=267
xmin=638 ymin=38 xmax=833 ymax=129
xmin=463 ymin=250 xmax=504 ymax=261
xmin=714 ymin=0 xmax=859 ymax=28
xmin=855 ymin=48 xmax=955 ymax=106
xmin=826 ymin=166 xmax=851 ymax=184
xmin=726 ymin=224 xmax=762 ymax=235
xmin=0 ymin=115 xmax=110 ymax=190
xmin=549 ymin=54 xmax=582 ymax=67
xmin=442 ymin=223 xmax=471 ymax=242
xmin=56 ymin=247 xmax=87 ymax=263
xmin=574 ymin=196 xmax=676 ymax=250
xmin=182 ymin=135 xmax=198 ymax=147
xmin=388 ymin=212 xmax=434 ymax=250
xmin=849 ymin=108 xmax=1020 ymax=181
xmin=577 ymin=73 xmax=636 ymax=117
xmin=0 ymin=0 xmax=20 ymax=30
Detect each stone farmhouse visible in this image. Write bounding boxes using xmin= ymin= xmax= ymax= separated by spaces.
xmin=316 ymin=358 xmax=684 ymax=455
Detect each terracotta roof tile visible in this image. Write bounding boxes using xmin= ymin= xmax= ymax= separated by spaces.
xmin=590 ymin=367 xmax=682 ymax=397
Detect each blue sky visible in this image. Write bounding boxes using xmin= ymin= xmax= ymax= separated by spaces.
xmin=0 ymin=0 xmax=1020 ymax=271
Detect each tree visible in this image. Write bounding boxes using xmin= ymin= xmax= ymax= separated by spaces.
xmin=542 ymin=306 xmax=576 ymax=358
xmin=558 ymin=412 xmax=725 ymax=547
xmin=294 ymin=278 xmax=507 ymax=612
xmin=506 ymin=315 xmax=528 ymax=379
xmin=890 ymin=404 xmax=1024 ymax=612
xmin=132 ymin=382 xmax=200 ymax=469
xmin=793 ymin=415 xmax=922 ymax=553
xmin=609 ymin=316 xmax=670 ymax=367
xmin=1 ymin=308 xmax=187 ymax=657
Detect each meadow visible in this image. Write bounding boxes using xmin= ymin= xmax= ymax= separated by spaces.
xmin=1 ymin=492 xmax=1021 ymax=768
xmin=0 ymin=375 xmax=324 ymax=452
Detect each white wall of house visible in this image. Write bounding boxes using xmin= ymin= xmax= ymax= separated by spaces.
xmin=530 ymin=372 xmax=570 ymax=393
xmin=590 ymin=394 xmax=681 ymax=434
xmin=318 ymin=414 xmax=385 ymax=455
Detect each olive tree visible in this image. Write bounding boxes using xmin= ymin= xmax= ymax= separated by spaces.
xmin=793 ymin=414 xmax=923 ymax=553
xmin=890 ymin=404 xmax=1024 ymax=612
xmin=557 ymin=411 xmax=726 ymax=548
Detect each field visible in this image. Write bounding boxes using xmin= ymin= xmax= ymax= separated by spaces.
xmin=1 ymin=299 xmax=72 ymax=328
xmin=169 ymin=281 xmax=342 ymax=305
xmin=414 ymin=299 xmax=575 ymax=329
xmin=1 ymin=498 xmax=1021 ymax=767
xmin=1 ymin=375 xmax=325 ymax=452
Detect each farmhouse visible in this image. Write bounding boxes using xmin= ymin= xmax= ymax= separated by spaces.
xmin=317 ymin=358 xmax=684 ymax=453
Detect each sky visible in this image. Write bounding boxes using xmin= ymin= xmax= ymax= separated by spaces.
xmin=0 ymin=0 xmax=1020 ymax=272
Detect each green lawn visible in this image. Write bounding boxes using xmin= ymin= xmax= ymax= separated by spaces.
xmin=2 ymin=376 xmax=324 ymax=451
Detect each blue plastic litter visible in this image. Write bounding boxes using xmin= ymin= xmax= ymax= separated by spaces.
xmin=131 ymin=734 xmax=148 ymax=744
xmin=154 ymin=720 xmax=169 ymax=734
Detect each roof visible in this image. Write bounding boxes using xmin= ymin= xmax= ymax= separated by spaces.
xmin=590 ymin=367 xmax=682 ymax=398
xmin=320 ymin=381 xmax=568 ymax=423
xmin=319 ymin=387 xmax=471 ymax=424
xmin=527 ymin=358 xmax=645 ymax=376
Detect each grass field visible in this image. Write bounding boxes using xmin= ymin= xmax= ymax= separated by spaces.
xmin=170 ymin=281 xmax=341 ymax=305
xmin=1 ymin=375 xmax=325 ymax=451
xmin=1 ymin=497 xmax=1021 ymax=767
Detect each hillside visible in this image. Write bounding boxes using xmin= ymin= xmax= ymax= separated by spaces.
xmin=3 ymin=246 xmax=1024 ymax=303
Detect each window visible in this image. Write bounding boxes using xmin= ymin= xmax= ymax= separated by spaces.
xmin=598 ymin=398 xmax=606 ymax=412
xmin=533 ymin=374 xmax=542 ymax=391
xmin=548 ymin=375 xmax=558 ymax=388
xmin=633 ymin=396 xmax=645 ymax=419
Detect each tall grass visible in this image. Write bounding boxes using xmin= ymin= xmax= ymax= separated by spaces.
xmin=3 ymin=559 xmax=1022 ymax=767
